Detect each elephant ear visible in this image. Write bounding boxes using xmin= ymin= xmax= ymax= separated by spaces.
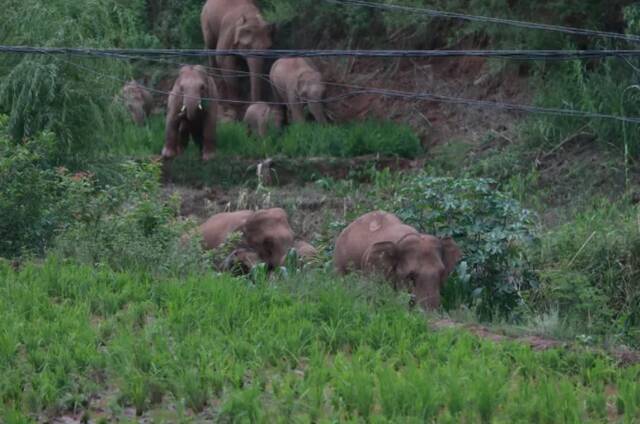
xmin=234 ymin=16 xmax=254 ymax=47
xmin=441 ymin=237 xmax=462 ymax=278
xmin=362 ymin=241 xmax=399 ymax=276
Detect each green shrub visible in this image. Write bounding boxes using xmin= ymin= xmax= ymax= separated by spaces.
xmin=52 ymin=161 xmax=209 ymax=276
xmin=534 ymin=200 xmax=640 ymax=345
xmin=391 ymin=176 xmax=539 ymax=318
xmin=0 ymin=117 xmax=84 ymax=257
xmin=0 ymin=0 xmax=155 ymax=152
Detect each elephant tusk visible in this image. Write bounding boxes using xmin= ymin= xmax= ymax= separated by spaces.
xmin=180 ymin=105 xmax=186 ymax=113
xmin=198 ymin=102 xmax=203 ymax=111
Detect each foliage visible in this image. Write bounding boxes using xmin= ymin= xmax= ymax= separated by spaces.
xmin=392 ymin=176 xmax=540 ymax=318
xmin=533 ymin=199 xmax=640 ymax=345
xmin=0 ymin=116 xmax=205 ymax=275
xmin=51 ymin=160 xmax=209 ymax=276
xmin=0 ymin=0 xmax=155 ymax=152
xmin=0 ymin=117 xmax=85 ymax=257
xmin=1 ymin=259 xmax=638 ymax=422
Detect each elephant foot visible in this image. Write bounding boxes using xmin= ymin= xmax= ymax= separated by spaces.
xmin=161 ymin=146 xmax=178 ymax=159
xmin=202 ymin=151 xmax=215 ymax=162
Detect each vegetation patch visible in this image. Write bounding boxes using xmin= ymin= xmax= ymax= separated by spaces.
xmin=1 ymin=259 xmax=639 ymax=422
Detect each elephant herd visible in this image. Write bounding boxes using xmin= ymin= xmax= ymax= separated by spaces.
xmin=121 ymin=0 xmax=328 ymax=161
xmin=121 ymin=0 xmax=464 ymax=310
xmin=192 ymin=208 xmax=461 ymax=311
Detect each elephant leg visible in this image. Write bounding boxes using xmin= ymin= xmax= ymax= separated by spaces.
xmin=201 ymin=111 xmax=217 ymax=161
xmin=246 ymin=57 xmax=264 ymax=103
xmin=309 ymin=102 xmax=328 ymax=124
xmin=162 ymin=119 xmax=181 ymax=159
xmin=218 ymin=56 xmax=239 ymax=102
xmin=287 ymin=89 xmax=306 ymax=124
xmin=271 ymin=86 xmax=289 ymax=127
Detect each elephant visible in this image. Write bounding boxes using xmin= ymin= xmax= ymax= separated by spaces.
xmin=199 ymin=208 xmax=294 ymax=270
xmin=334 ymin=211 xmax=462 ymax=310
xmin=162 ymin=65 xmax=218 ymax=161
xmin=293 ymin=240 xmax=318 ymax=261
xmin=201 ymin=0 xmax=273 ymax=105
xmin=243 ymin=102 xmax=284 ymax=137
xmin=223 ymin=239 xmax=317 ymax=273
xmin=270 ymin=57 xmax=328 ymax=124
xmin=121 ymin=81 xmax=152 ymax=125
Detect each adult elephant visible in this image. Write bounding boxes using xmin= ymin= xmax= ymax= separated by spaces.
xmin=162 ymin=65 xmax=218 ymax=161
xmin=201 ymin=0 xmax=273 ymax=104
xmin=334 ymin=211 xmax=462 ymax=310
xmin=200 ymin=208 xmax=294 ymax=270
xmin=270 ymin=57 xmax=328 ymax=124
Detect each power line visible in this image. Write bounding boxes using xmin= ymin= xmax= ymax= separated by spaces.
xmin=324 ymin=0 xmax=640 ymax=44
xmin=6 ymin=45 xmax=640 ymax=60
xmin=47 ymin=52 xmax=640 ymax=124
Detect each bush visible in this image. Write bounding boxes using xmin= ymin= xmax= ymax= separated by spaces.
xmin=0 ymin=115 xmax=206 ymax=275
xmin=0 ymin=117 xmax=82 ymax=257
xmin=52 ymin=161 xmax=209 ymax=276
xmin=0 ymin=0 xmax=155 ymax=152
xmin=324 ymin=172 xmax=539 ymax=319
xmin=533 ymin=200 xmax=640 ymax=345
xmin=390 ymin=176 xmax=539 ymax=318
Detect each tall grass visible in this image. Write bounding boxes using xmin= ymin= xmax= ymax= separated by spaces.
xmin=0 ymin=0 xmax=154 ymax=155
xmin=1 ymin=258 xmax=638 ymax=422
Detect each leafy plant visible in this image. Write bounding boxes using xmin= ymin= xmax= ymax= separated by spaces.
xmin=390 ymin=176 xmax=540 ymax=318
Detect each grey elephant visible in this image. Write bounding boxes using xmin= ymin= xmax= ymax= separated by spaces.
xmin=243 ymin=102 xmax=284 ymax=137
xmin=270 ymin=57 xmax=328 ymax=124
xmin=162 ymin=65 xmax=218 ymax=161
xmin=200 ymin=208 xmax=294 ymax=270
xmin=201 ymin=0 xmax=273 ymax=105
xmin=121 ymin=81 xmax=152 ymax=125
xmin=334 ymin=211 xmax=462 ymax=310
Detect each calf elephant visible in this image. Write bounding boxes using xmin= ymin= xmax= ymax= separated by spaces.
xmin=270 ymin=57 xmax=328 ymax=124
xmin=162 ymin=65 xmax=218 ymax=161
xmin=223 ymin=239 xmax=318 ymax=273
xmin=200 ymin=208 xmax=294 ymax=270
xmin=334 ymin=211 xmax=462 ymax=310
xmin=243 ymin=102 xmax=284 ymax=137
xmin=201 ymin=0 xmax=273 ymax=104
xmin=122 ymin=81 xmax=152 ymax=125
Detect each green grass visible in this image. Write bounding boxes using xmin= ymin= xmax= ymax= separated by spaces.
xmin=114 ymin=116 xmax=422 ymax=160
xmin=1 ymin=258 xmax=639 ymax=422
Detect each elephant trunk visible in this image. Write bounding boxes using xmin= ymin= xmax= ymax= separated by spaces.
xmin=309 ymin=101 xmax=327 ymax=124
xmin=183 ymin=96 xmax=203 ymax=121
xmin=415 ymin=276 xmax=442 ymax=311
xmin=246 ymin=57 xmax=264 ymax=102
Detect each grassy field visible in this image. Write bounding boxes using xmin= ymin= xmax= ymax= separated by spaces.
xmin=2 ymin=259 xmax=639 ymax=423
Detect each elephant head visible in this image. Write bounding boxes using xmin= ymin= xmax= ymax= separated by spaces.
xmin=297 ymin=71 xmax=327 ymax=124
xmin=233 ymin=15 xmax=273 ymax=50
xmin=241 ymin=208 xmax=294 ymax=269
xmin=363 ymin=234 xmax=462 ymax=310
xmin=122 ymin=81 xmax=151 ymax=126
xmin=222 ymin=247 xmax=260 ymax=275
xmin=176 ymin=65 xmax=213 ymax=122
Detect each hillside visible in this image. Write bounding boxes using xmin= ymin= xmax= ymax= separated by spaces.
xmin=2 ymin=0 xmax=640 ymax=422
